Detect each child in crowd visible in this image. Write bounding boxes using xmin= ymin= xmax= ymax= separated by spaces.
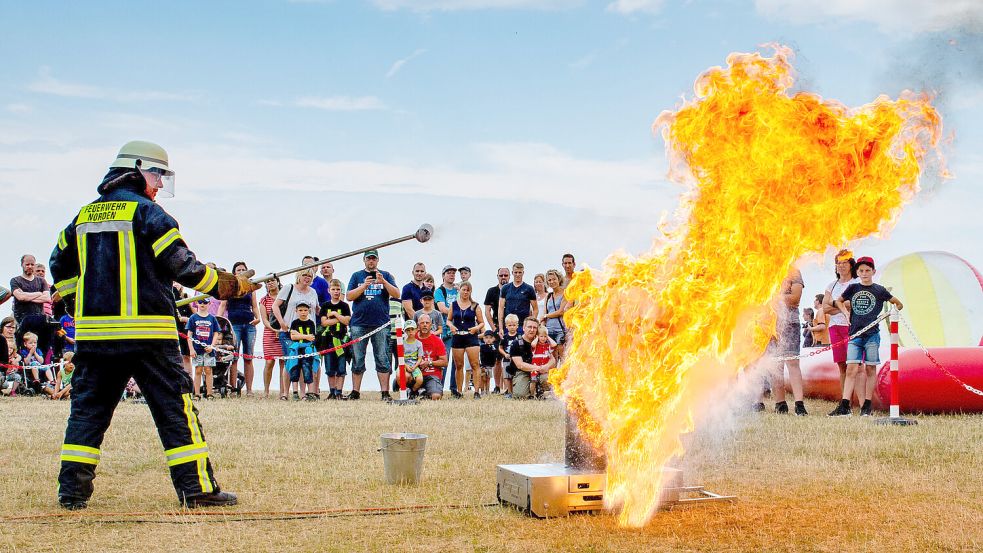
xmin=319 ymin=279 xmax=351 ymax=400
xmin=51 ymin=352 xmax=75 ymax=400
xmin=831 ymin=256 xmax=904 ymax=417
xmin=186 ymin=299 xmax=221 ymax=399
xmin=2 ymin=351 xmax=23 ymax=396
xmin=58 ymin=311 xmax=76 ymax=354
xmin=20 ymin=332 xmax=51 ymax=387
xmin=498 ymin=314 xmax=521 ymax=399
xmin=479 ymin=330 xmax=499 ymax=396
xmin=529 ymin=324 xmax=556 ymax=399
xmin=414 ymin=291 xmax=444 ymax=336
xmin=288 ymin=302 xmax=318 ymax=401
xmin=394 ymin=319 xmax=424 ymax=396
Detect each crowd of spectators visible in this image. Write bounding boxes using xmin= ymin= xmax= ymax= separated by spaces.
xmin=4 ymin=247 xmax=898 ymax=415
xmin=2 ymin=250 xmax=579 ymax=403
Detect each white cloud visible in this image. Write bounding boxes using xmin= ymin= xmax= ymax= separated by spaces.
xmin=569 ymin=51 xmax=597 ymax=70
xmin=295 ymin=96 xmax=388 ymax=111
xmin=755 ymin=0 xmax=983 ymax=33
xmin=386 ymin=48 xmax=428 ymax=78
xmin=5 ymin=103 xmax=32 ymax=114
xmin=27 ymin=67 xmax=198 ymax=102
xmin=370 ymin=0 xmax=582 ymax=12
xmin=606 ymin=0 xmax=665 ymax=15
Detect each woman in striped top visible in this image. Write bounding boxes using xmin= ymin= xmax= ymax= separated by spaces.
xmin=258 ymin=278 xmax=285 ymax=399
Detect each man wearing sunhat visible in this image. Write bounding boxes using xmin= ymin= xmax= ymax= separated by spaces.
xmin=346 ymin=250 xmax=400 ymax=400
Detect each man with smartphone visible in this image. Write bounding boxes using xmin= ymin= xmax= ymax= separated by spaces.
xmin=346 ymin=250 xmax=400 ymax=400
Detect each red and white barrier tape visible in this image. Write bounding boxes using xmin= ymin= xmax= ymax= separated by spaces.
xmin=182 ymin=321 xmax=392 ymax=362
xmin=772 ymin=312 xmax=889 ymax=362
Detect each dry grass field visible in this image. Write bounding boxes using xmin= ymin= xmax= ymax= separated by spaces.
xmin=1 ymin=395 xmax=981 ymax=553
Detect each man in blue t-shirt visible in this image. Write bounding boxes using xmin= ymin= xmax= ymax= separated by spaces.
xmin=497 ymin=262 xmax=538 ymax=338
xmin=400 ymin=262 xmax=429 ymax=319
xmin=346 ymin=250 xmax=400 ymax=400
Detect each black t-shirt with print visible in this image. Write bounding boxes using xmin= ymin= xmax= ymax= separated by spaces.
xmin=318 ymin=300 xmax=351 ymax=340
xmin=290 ymin=318 xmax=316 ymax=342
xmin=500 ymin=332 xmax=522 ymax=376
xmin=509 ymin=336 xmax=536 ymax=373
xmin=840 ymin=282 xmax=893 ymax=339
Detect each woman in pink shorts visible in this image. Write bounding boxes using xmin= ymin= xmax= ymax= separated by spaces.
xmin=823 ymin=250 xmax=858 ymax=411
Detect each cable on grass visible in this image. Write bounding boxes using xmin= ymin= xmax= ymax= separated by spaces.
xmin=0 ymin=502 xmax=501 ymax=525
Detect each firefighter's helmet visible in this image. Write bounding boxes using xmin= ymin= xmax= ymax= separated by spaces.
xmin=110 ymin=140 xmax=175 ymax=197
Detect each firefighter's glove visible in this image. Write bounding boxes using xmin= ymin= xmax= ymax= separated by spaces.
xmin=215 ymin=269 xmax=262 ymax=300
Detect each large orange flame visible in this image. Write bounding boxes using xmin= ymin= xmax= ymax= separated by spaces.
xmin=550 ymin=45 xmax=943 ymax=527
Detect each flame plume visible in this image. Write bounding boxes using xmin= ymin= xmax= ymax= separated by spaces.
xmin=550 ymin=45 xmax=943 ymax=527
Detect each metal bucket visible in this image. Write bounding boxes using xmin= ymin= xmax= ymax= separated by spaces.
xmin=379 ymin=433 xmax=427 ymax=485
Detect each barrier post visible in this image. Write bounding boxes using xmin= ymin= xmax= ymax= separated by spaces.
xmin=391 ymin=316 xmax=418 ymax=405
xmin=876 ymin=308 xmax=917 ymax=426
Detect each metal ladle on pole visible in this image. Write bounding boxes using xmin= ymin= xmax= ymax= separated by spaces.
xmin=176 ymin=223 xmax=434 ymax=307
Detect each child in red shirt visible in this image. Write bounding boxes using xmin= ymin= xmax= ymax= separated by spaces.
xmin=529 ymin=324 xmax=556 ymax=398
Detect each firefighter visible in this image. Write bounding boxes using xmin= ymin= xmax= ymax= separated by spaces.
xmin=49 ymin=140 xmax=260 ymax=510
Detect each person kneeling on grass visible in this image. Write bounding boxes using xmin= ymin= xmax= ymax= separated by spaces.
xmin=392 ymin=319 xmax=424 ymax=397
xmin=510 ymin=319 xmax=556 ymax=399
xmin=831 ymin=256 xmax=904 ymax=417
xmin=287 ymin=302 xmax=319 ymax=401
xmin=187 ymin=299 xmax=221 ymax=399
xmin=51 ymin=352 xmax=75 ymax=400
xmin=415 ymin=314 xmax=448 ymax=400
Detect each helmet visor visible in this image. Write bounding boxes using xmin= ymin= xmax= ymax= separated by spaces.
xmin=148 ymin=168 xmax=175 ymax=198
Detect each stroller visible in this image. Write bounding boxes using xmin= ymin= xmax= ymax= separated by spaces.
xmin=211 ymin=316 xmax=245 ymax=398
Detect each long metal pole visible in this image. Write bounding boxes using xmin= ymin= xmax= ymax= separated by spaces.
xmin=176 ymin=223 xmax=434 ymax=307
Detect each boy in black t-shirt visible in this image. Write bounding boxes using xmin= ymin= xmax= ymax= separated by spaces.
xmin=289 ymin=303 xmax=318 ymax=400
xmin=830 ymin=257 xmax=904 ymax=417
xmin=478 ymin=330 xmax=499 ymax=396
xmin=319 ymin=279 xmax=352 ymax=400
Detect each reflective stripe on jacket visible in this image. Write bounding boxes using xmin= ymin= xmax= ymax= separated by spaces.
xmin=49 ymin=188 xmax=219 ymax=349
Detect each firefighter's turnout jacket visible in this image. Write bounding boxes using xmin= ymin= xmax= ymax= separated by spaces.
xmin=49 ymin=180 xmax=224 ymax=501
xmin=49 ymin=187 xmax=219 ymax=349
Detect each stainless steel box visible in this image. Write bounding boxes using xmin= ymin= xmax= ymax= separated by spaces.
xmin=496 ymin=463 xmax=683 ymax=518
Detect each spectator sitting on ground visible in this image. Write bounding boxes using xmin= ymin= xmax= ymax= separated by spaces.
xmin=510 ymin=319 xmax=557 ymax=399
xmin=498 ymin=262 xmax=537 ymax=339
xmin=499 ymin=314 xmax=522 ymax=398
xmin=51 ymin=351 xmax=75 ymax=400
xmin=346 ymin=250 xmax=400 ymax=401
xmin=319 ymin=279 xmax=351 ymax=400
xmin=401 ymin=262 xmax=429 ymax=320
xmin=287 ymin=302 xmax=319 ymax=401
xmin=392 ymin=319 xmax=424 ymax=396
xmin=483 ymin=267 xmax=510 ymax=394
xmin=415 ymin=314 xmax=448 ymax=400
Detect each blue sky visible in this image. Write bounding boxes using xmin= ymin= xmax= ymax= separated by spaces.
xmin=2 ymin=0 xmax=981 ymax=339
